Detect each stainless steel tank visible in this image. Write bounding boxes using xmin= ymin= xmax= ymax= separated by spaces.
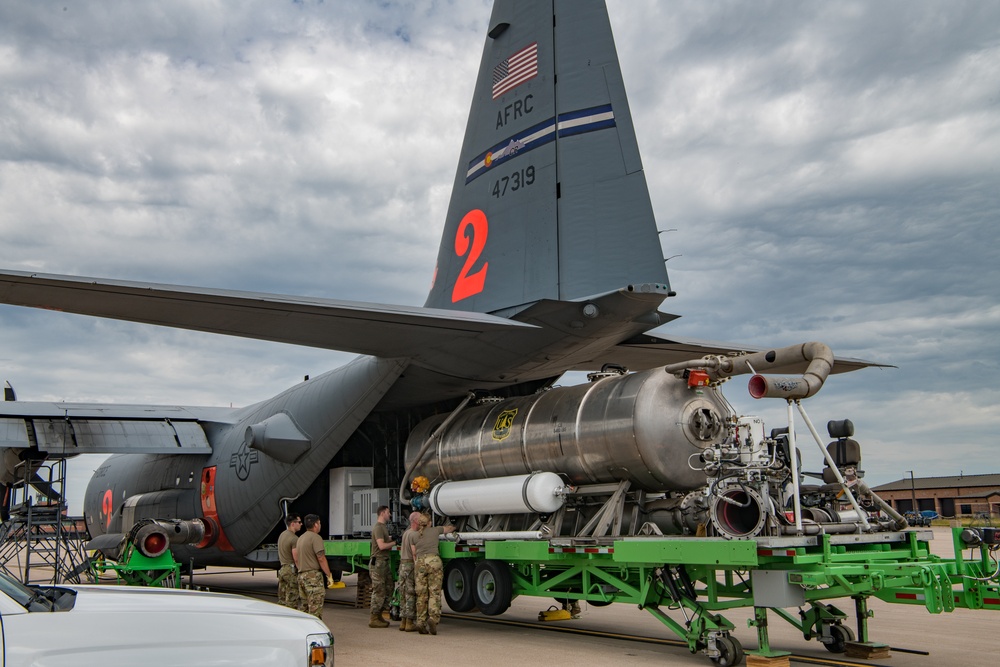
xmin=405 ymin=368 xmax=731 ymax=492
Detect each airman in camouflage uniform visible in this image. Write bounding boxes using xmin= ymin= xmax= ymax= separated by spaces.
xmin=296 ymin=514 xmax=333 ymax=620
xmin=397 ymin=511 xmax=422 ymax=632
xmin=276 ymin=513 xmax=302 ymax=610
xmin=369 ymin=505 xmax=397 ymax=628
xmin=413 ymin=514 xmax=455 ymax=635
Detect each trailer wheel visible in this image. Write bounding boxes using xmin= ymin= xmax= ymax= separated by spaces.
xmin=443 ymin=559 xmax=477 ymax=613
xmin=710 ymin=635 xmax=744 ymax=666
xmin=824 ymin=623 xmax=854 ymax=653
xmin=472 ymin=560 xmax=512 ymax=616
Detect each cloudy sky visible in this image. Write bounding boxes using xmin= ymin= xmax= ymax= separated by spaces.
xmin=1 ymin=1 xmax=998 ymax=513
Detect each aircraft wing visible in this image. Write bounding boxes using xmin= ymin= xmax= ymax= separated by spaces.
xmin=577 ymin=332 xmax=892 ymax=374
xmin=0 ymin=402 xmax=228 ymax=455
xmin=0 ymin=270 xmax=536 ymax=357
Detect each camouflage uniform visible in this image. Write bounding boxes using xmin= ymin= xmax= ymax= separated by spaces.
xmin=415 ymin=554 xmax=444 ymax=628
xmin=369 ymin=521 xmax=393 ymax=617
xmin=277 ymin=525 xmax=301 ymax=611
xmin=369 ymin=556 xmax=392 ymax=615
xmin=297 ymin=570 xmax=326 ymax=619
xmin=398 ymin=560 xmax=416 ymax=621
xmin=277 ymin=563 xmax=301 ymax=610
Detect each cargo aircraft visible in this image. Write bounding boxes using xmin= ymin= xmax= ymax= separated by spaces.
xmin=0 ymin=0 xmax=869 ymax=567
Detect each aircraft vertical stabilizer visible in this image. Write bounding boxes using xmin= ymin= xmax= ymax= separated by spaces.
xmin=425 ymin=0 xmax=670 ymax=316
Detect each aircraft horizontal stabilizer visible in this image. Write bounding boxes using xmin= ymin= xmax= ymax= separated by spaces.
xmin=579 ymin=332 xmax=891 ymax=374
xmin=0 ymin=409 xmax=212 ymax=455
xmin=0 ymin=270 xmax=536 ymax=357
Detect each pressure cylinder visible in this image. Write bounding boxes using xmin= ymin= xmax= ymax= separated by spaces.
xmin=405 ymin=367 xmax=730 ymax=492
xmin=428 ymin=472 xmax=566 ymax=516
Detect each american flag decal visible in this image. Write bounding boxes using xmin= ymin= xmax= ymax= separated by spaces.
xmin=492 ymin=42 xmax=538 ymax=99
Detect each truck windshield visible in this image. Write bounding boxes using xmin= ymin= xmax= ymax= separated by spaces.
xmin=0 ymin=571 xmax=35 ymax=608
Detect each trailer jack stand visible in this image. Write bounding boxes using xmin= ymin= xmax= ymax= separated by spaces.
xmin=841 ymin=596 xmax=890 ymax=659
xmin=746 ymin=607 xmax=791 ymax=660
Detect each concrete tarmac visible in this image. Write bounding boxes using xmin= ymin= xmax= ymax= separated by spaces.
xmin=194 ymin=527 xmax=997 ymax=667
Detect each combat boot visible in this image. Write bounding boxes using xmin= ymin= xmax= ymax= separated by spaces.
xmin=398 ymin=618 xmax=411 ymax=632
xmin=428 ymin=619 xmax=437 ymax=635
xmin=404 ymin=619 xmax=418 ymax=632
xmin=369 ymin=612 xmax=389 ymax=628
xmin=417 ymin=623 xmax=429 ymax=634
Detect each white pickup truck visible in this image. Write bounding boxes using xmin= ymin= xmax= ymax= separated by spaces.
xmin=0 ymin=572 xmax=333 ymax=666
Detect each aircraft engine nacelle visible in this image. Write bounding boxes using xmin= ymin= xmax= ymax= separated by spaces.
xmin=134 ymin=519 xmax=207 ymax=558
xmin=405 ymin=366 xmax=731 ymax=493
xmin=88 ymin=518 xmax=208 ymax=561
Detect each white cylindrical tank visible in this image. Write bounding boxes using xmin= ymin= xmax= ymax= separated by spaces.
xmin=428 ymin=472 xmax=566 ymax=516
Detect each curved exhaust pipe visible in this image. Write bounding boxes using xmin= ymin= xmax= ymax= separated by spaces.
xmin=664 ymin=342 xmax=835 ymax=400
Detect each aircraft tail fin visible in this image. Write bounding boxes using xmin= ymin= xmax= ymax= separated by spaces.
xmin=425 ymin=0 xmax=670 ymax=315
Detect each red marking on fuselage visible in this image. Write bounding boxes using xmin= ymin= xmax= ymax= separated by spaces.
xmin=102 ymin=489 xmax=113 ymax=529
xmin=199 ymin=466 xmax=234 ymax=551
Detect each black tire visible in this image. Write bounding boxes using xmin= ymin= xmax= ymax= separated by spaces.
xmin=472 ymin=560 xmax=512 ymax=616
xmin=711 ymin=635 xmax=745 ymax=666
xmin=823 ymin=623 xmax=855 ymax=653
xmin=443 ymin=559 xmax=477 ymax=613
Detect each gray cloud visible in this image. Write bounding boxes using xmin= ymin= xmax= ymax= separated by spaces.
xmin=1 ymin=1 xmax=997 ymax=512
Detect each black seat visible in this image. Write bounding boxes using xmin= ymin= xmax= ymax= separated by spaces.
xmin=821 ymin=419 xmax=862 ymax=488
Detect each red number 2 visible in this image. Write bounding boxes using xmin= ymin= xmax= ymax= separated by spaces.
xmin=452 ymin=209 xmax=489 ymax=302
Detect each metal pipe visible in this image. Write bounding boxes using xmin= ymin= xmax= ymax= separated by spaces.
xmin=856 ymin=480 xmax=909 ymax=530
xmin=398 ymin=391 xmax=476 ymax=505
xmin=448 ymin=531 xmax=546 ymax=541
xmin=907 ymin=470 xmax=918 ymax=515
xmin=778 ymin=522 xmax=861 ymax=536
xmin=796 ymin=401 xmax=872 ymax=531
xmin=663 ymin=342 xmax=835 ymax=400
xmin=787 ymin=401 xmax=803 ymax=534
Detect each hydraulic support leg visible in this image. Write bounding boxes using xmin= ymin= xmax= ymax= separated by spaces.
xmin=747 ymin=607 xmax=791 ymax=659
xmin=845 ymin=595 xmax=891 ymax=659
xmin=853 ymin=595 xmax=872 ymax=643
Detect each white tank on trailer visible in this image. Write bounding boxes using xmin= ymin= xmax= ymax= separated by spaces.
xmin=428 ymin=472 xmax=567 ymax=516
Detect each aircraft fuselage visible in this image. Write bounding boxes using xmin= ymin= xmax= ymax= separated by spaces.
xmin=83 ymin=356 xmax=406 ymax=566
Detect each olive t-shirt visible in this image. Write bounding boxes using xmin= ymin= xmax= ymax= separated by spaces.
xmin=371 ymin=522 xmax=392 ymax=560
xmin=413 ymin=525 xmax=447 ymax=558
xmin=296 ymin=530 xmax=325 ymax=573
xmin=277 ymin=529 xmax=298 ymax=566
xmin=400 ymin=529 xmax=416 ymax=562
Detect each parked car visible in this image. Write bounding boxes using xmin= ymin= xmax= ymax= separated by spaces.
xmin=0 ymin=571 xmax=333 ymax=666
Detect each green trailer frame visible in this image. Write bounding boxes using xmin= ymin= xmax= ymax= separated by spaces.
xmin=326 ymin=527 xmax=999 ymax=663
xmin=91 ymin=544 xmax=182 ymax=588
